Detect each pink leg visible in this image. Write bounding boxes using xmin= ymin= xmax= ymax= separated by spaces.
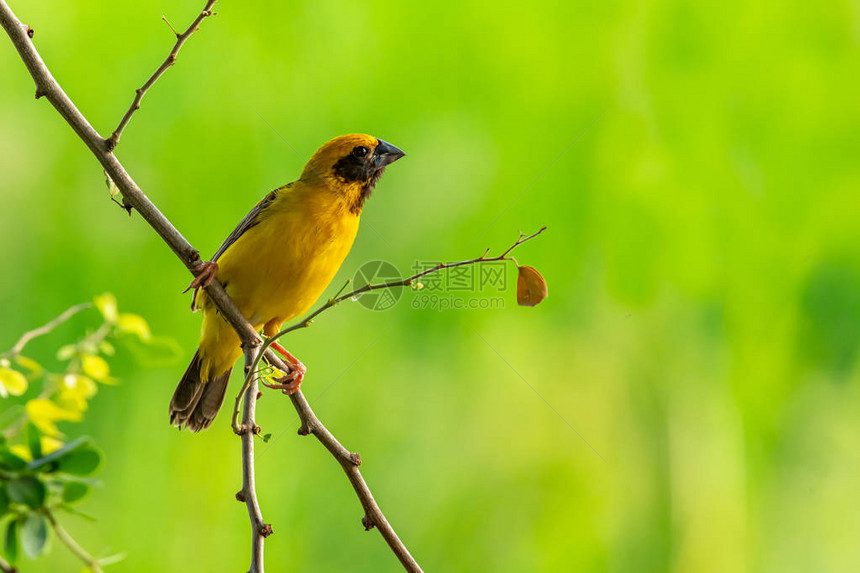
xmin=262 ymin=341 xmax=306 ymax=395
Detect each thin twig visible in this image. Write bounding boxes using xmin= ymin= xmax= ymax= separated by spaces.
xmin=1 ymin=302 xmax=92 ymax=358
xmin=237 ymin=342 xmax=270 ymax=573
xmin=232 ymin=228 xmax=545 ymax=571
xmin=236 ymin=226 xmax=548 ymax=425
xmin=45 ymin=510 xmax=105 ymax=573
xmin=0 ymin=553 xmax=14 ymax=573
xmin=0 ymin=3 xmax=425 ymax=571
xmin=105 ymin=0 xmax=217 ymax=150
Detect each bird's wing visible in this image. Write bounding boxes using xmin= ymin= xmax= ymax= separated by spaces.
xmin=211 ymin=185 xmax=285 ymax=261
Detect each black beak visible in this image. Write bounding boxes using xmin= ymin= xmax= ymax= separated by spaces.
xmin=374 ymin=139 xmax=406 ymax=168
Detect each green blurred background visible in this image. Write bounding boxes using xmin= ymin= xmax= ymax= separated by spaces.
xmin=2 ymin=0 xmax=860 ymax=571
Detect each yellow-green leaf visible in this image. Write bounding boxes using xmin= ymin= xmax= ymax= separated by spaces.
xmin=116 ymin=313 xmax=151 ymax=340
xmin=57 ymin=345 xmax=77 ymax=361
xmin=516 ymin=265 xmax=549 ymax=307
xmin=94 ymin=293 xmax=118 ymax=322
xmin=14 ymin=356 xmax=43 ymax=376
xmin=105 ymin=171 xmax=120 ymax=200
xmin=0 ymin=367 xmax=28 ymax=398
xmin=25 ymin=399 xmax=81 ymax=437
xmin=81 ymin=355 xmax=110 ymax=381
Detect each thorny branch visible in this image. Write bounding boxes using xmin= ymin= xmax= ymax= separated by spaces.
xmin=0 ymin=2 xmax=430 ymax=572
xmin=106 ymin=0 xmax=217 ymax=150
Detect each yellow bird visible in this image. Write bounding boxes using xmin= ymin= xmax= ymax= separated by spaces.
xmin=170 ymin=134 xmax=405 ymax=431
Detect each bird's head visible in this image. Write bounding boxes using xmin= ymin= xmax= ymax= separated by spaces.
xmin=300 ymin=134 xmax=406 ymax=215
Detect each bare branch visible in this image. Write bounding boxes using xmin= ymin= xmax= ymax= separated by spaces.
xmin=288 ymin=392 xmax=424 ymax=572
xmin=105 ymin=1 xmax=217 ymax=150
xmin=1 ymin=301 xmax=92 ymax=358
xmin=0 ymin=3 xmax=425 ymax=571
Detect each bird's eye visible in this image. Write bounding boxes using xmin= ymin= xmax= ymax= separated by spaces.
xmin=352 ymin=146 xmax=369 ymax=158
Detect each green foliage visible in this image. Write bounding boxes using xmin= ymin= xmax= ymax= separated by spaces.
xmin=0 ymin=295 xmax=172 ymax=568
xmin=4 ymin=519 xmax=18 ymax=564
xmin=61 ymin=482 xmax=89 ymax=505
xmin=7 ymin=476 xmax=46 ymax=509
xmin=21 ymin=513 xmax=49 ymax=558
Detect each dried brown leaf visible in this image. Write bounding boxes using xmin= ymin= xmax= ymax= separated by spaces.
xmin=516 ymin=265 xmax=548 ymax=307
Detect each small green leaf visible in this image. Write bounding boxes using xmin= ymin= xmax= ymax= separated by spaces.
xmin=8 ymin=476 xmax=47 ymax=509
xmin=27 ymin=422 xmax=43 ymax=460
xmin=0 ymin=483 xmax=10 ymax=516
xmin=105 ymin=171 xmax=120 ymax=200
xmin=14 ymin=355 xmax=43 ymax=376
xmin=21 ymin=512 xmax=49 ymax=558
xmin=99 ymin=341 xmax=115 ymax=356
xmin=55 ymin=504 xmax=96 ymax=522
xmin=56 ymin=345 xmax=78 ymax=361
xmin=4 ymin=519 xmax=18 ymax=564
xmin=57 ymin=447 xmax=102 ymax=476
xmin=62 ymin=482 xmax=90 ymax=504
xmin=261 ymin=433 xmax=272 ymax=443
xmin=98 ymin=552 xmax=127 ymax=566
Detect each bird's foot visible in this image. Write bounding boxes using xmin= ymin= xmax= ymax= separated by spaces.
xmin=262 ymin=341 xmax=306 ymax=395
xmin=261 ymin=362 xmax=305 ymax=395
xmin=183 ymin=260 xmax=219 ymax=293
xmin=184 ymin=260 xmax=219 ymax=311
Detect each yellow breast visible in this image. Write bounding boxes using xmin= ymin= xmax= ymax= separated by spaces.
xmin=215 ymin=182 xmax=360 ymax=327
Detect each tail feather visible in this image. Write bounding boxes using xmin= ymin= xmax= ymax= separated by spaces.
xmin=169 ymin=351 xmax=232 ymax=432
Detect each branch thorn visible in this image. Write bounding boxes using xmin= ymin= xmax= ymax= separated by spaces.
xmin=361 ymin=515 xmax=377 ymax=531
xmin=161 ymin=15 xmax=179 ymax=37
